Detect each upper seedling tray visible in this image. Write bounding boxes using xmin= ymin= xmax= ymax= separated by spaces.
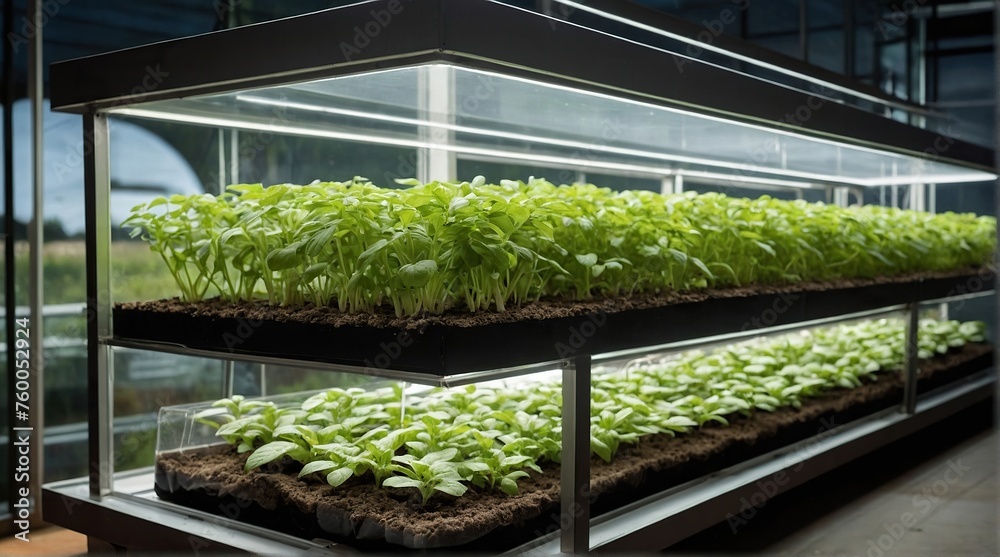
xmin=112 ymin=272 xmax=989 ymax=377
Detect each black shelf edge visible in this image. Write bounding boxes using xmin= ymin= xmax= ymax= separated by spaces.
xmin=48 ymin=0 xmax=994 ymax=170
xmin=111 ymin=272 xmax=994 ymax=376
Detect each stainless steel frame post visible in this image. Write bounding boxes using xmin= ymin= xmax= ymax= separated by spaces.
xmin=561 ymin=355 xmax=591 ymax=553
xmin=85 ymin=113 xmax=113 ymax=498
xmin=902 ymin=303 xmax=920 ymax=415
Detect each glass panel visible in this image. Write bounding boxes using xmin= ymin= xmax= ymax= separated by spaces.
xmin=854 ymin=25 xmax=874 ymax=78
xmin=457 ymin=159 xmax=574 ymax=185
xmin=808 ymin=0 xmax=844 ymax=27
xmin=930 ymin=52 xmax=995 ymax=147
xmin=879 ymin=41 xmax=909 ymax=102
xmin=108 ymin=65 xmax=995 ymax=189
xmin=808 ymin=29 xmax=845 ymax=74
xmin=747 ymin=0 xmax=800 ymax=35
xmin=916 ymin=295 xmax=994 ymax=396
xmin=584 ymin=173 xmax=660 ymax=193
xmin=753 ymin=34 xmax=802 ymax=59
xmin=934 ymin=180 xmax=996 ymax=216
xmin=149 ymin=363 xmax=568 ymax=551
xmin=684 ymin=181 xmax=806 ymax=202
xmin=523 ymin=0 xmax=909 ymax=119
xmin=112 ymin=348 xmax=223 ymax=477
xmin=142 ymin=307 xmax=963 ymax=550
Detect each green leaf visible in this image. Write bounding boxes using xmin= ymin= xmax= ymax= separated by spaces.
xmin=754 ymin=240 xmax=777 ymax=257
xmin=500 ymin=455 xmax=532 ymax=468
xmin=435 ymin=481 xmax=468 ymax=498
xmin=383 ymin=476 xmax=424 ymax=490
xmin=399 ymin=260 xmax=438 ymax=288
xmin=244 ymin=441 xmax=299 ymax=471
xmin=304 ymin=226 xmax=337 ymax=256
xmin=422 ymin=447 xmax=458 ymax=465
xmin=462 ymin=461 xmax=492 ymax=473
xmin=326 ymin=467 xmax=355 ymax=487
xmin=299 ymin=460 xmax=337 ymax=478
xmin=266 ymin=243 xmax=303 ymax=271
xmin=590 ymin=436 xmax=612 ymax=463
xmin=575 ymin=253 xmax=598 ymax=267
xmin=500 ymin=477 xmax=520 ymax=496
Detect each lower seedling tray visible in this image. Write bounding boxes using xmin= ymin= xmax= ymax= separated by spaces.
xmin=153 ymin=344 xmax=992 ymax=550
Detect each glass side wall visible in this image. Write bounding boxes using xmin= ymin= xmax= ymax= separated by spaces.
xmin=917 ymin=290 xmax=996 ymax=400
xmin=110 ymin=64 xmax=996 ymax=190
xmin=137 ymin=306 xmax=995 ymax=550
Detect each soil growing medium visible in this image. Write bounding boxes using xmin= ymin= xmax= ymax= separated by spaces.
xmin=123 ymin=267 xmax=986 ymax=330
xmin=118 ymin=268 xmax=990 ymax=375
xmin=154 ymin=343 xmax=992 ymax=550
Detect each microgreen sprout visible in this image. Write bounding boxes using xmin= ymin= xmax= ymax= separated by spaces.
xmin=125 ymin=178 xmax=996 ymax=316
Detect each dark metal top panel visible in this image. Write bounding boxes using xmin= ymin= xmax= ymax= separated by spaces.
xmin=50 ymin=0 xmax=994 ymax=170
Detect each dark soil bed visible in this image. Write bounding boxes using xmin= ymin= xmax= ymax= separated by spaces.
xmin=118 ymin=267 xmax=992 ymax=375
xmin=124 ymin=267 xmax=986 ymax=330
xmin=154 ymin=343 xmax=993 ymax=551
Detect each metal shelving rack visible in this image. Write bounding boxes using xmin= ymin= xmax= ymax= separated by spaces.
xmin=42 ymin=0 xmax=996 ymax=553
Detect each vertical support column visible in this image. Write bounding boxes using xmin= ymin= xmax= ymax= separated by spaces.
xmin=2 ymin=0 xmax=15 ymax=522
xmin=662 ymin=174 xmax=683 ymax=196
xmin=230 ymin=129 xmax=240 ymax=184
xmin=222 ymin=361 xmax=235 ymax=398
xmin=901 ymin=303 xmax=920 ymax=415
xmin=216 ymin=130 xmax=226 ymax=194
xmin=417 ymin=65 xmax=456 ymax=183
xmin=914 ymin=16 xmax=928 ymax=128
xmin=219 ymin=130 xmax=232 ymax=391
xmin=908 ymin=183 xmax=926 ymax=212
xmin=259 ymin=364 xmax=268 ymax=397
xmin=993 ymin=2 xmax=999 ymax=431
xmin=27 ymin=0 xmax=45 ymax=522
xmin=561 ymin=355 xmax=591 ymax=554
xmin=85 ymin=112 xmax=113 ymax=498
xmin=833 ymin=187 xmax=851 ymax=208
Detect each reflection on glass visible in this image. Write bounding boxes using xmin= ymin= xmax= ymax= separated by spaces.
xmin=110 ymin=349 xmax=222 ymax=477
xmin=109 ymin=66 xmax=994 ymax=189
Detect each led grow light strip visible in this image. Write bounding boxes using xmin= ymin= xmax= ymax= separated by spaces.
xmin=110 ymin=106 xmax=994 ymax=188
xmin=280 ymin=64 xmax=994 ymax=185
xmin=235 ymin=94 xmax=854 ymax=185
xmin=112 ymin=106 xmax=860 ymax=186
xmin=286 ymin=64 xmax=920 ymax=169
xmin=235 ymin=94 xmax=965 ymax=187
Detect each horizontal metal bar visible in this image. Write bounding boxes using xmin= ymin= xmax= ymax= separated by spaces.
xmin=917 ymin=287 xmax=995 ymax=307
xmin=43 ymin=478 xmax=348 ymax=555
xmin=0 ymin=412 xmax=157 ymax=447
xmin=13 ymin=302 xmax=87 ymax=317
xmin=102 ymin=337 xmax=562 ymax=388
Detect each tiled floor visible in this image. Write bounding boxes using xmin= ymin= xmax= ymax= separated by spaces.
xmin=674 ymin=400 xmax=999 ymax=556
